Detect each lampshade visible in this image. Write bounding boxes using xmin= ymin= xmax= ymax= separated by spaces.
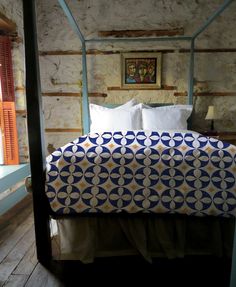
xmin=205 ymin=106 xmax=215 ymax=120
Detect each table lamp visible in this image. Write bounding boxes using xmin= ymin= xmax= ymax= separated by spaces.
xmin=205 ymin=105 xmax=216 ymax=133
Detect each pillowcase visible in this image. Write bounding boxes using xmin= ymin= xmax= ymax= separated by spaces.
xmin=90 ymin=98 xmax=137 ymax=112
xmin=117 ymin=98 xmax=138 ymax=109
xmin=142 ymin=105 xmax=193 ymax=130
xmin=89 ymin=99 xmax=141 ymax=132
xmin=90 ymin=104 xmax=142 ymax=132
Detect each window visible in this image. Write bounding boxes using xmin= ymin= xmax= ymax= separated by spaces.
xmin=0 ymin=36 xmax=19 ymax=165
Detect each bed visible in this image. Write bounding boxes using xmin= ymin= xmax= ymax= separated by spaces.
xmin=45 ymin=101 xmax=236 ymax=263
xmin=22 ymin=1 xmax=236 ymax=286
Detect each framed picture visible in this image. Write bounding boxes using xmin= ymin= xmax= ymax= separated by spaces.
xmin=121 ymin=52 xmax=162 ymax=89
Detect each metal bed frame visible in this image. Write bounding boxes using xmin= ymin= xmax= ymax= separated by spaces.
xmin=22 ymin=1 xmax=236 ymax=286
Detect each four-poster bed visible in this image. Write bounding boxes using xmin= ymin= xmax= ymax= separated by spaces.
xmin=22 ymin=0 xmax=236 ymax=286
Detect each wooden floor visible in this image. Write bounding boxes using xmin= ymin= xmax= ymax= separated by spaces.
xmin=0 ymin=195 xmax=233 ymax=287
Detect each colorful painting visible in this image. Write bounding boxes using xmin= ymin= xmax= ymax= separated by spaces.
xmin=121 ymin=52 xmax=162 ymax=89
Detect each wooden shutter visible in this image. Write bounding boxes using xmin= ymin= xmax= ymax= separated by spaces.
xmin=0 ymin=36 xmax=15 ymax=102
xmin=0 ymin=102 xmax=19 ymax=164
xmin=0 ymin=35 xmax=19 ymax=165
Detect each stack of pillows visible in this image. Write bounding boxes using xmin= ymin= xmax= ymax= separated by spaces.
xmin=89 ymin=98 xmax=193 ymax=133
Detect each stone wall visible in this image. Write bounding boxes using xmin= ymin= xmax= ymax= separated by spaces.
xmin=2 ymin=1 xmax=236 ymax=157
xmin=13 ymin=0 xmax=236 ymax=153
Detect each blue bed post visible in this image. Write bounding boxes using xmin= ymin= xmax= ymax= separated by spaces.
xmin=187 ymin=39 xmax=195 ymax=106
xmin=58 ymin=0 xmax=90 ymax=134
xmin=190 ymin=1 xmax=235 ymax=285
xmin=81 ymin=42 xmax=90 ymax=134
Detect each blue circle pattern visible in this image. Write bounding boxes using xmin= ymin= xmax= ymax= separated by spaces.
xmin=86 ymin=146 xmax=111 ymax=164
xmin=59 ymin=164 xmax=83 ymax=184
xmin=109 ymin=187 xmax=132 ymax=209
xmin=63 ymin=145 xmax=85 ymax=164
xmin=112 ymin=147 xmax=134 ymax=165
xmin=135 ymin=148 xmax=160 ymax=166
xmin=45 ymin=131 xmax=236 ymax=217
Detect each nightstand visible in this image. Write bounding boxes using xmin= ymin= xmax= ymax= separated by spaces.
xmin=200 ymin=131 xmax=236 ymax=145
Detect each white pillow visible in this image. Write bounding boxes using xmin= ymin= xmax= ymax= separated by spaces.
xmin=90 ymin=102 xmax=142 ymax=132
xmin=142 ymin=105 xmax=193 ymax=130
xmin=117 ymin=98 xmax=138 ymax=109
xmin=90 ymin=98 xmax=137 ymax=113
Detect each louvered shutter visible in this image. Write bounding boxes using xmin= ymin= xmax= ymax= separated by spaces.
xmin=0 ymin=102 xmax=19 ymax=164
xmin=0 ymin=35 xmax=19 ymax=165
xmin=0 ymin=36 xmax=15 ymax=102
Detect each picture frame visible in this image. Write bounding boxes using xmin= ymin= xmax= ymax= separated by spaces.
xmin=121 ymin=52 xmax=162 ymax=89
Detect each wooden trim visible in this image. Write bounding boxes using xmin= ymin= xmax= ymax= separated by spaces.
xmin=15 ymin=86 xmax=25 ymax=92
xmin=39 ymin=50 xmax=121 ymax=56
xmin=179 ymin=48 xmax=236 ymax=53
xmin=107 ymin=85 xmax=177 ymax=91
xmin=16 ymin=110 xmax=27 ymax=116
xmin=0 ymin=164 xmax=30 ymax=194
xmin=39 ymin=48 xmax=236 ymax=56
xmin=174 ymin=92 xmax=236 ymax=97
xmin=39 ymin=49 xmax=174 ymax=56
xmin=42 ymin=92 xmax=81 ymax=97
xmin=11 ymin=36 xmax=23 ymax=43
xmin=0 ymin=11 xmax=16 ymax=33
xmin=42 ymin=92 xmax=107 ymax=97
xmin=196 ymin=92 xmax=236 ymax=97
xmin=0 ymin=193 xmax=32 ymax=227
xmin=98 ymin=28 xmax=184 ymax=38
xmin=0 ymin=185 xmax=28 ymax=216
xmin=45 ymin=128 xmax=82 ymax=133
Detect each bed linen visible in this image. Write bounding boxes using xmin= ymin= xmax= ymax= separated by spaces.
xmin=45 ymin=130 xmax=236 ymax=217
xmin=54 ymin=215 xmax=234 ymax=262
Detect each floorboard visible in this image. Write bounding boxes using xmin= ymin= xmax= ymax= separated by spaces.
xmin=0 ymin=196 xmax=233 ymax=287
xmin=0 ymin=226 xmax=35 ymax=284
xmin=3 ymin=274 xmax=28 ymax=287
xmin=25 ymin=264 xmax=63 ymax=287
xmin=0 ymin=214 xmax=34 ymax=263
xmin=12 ymin=243 xmax=37 ymax=276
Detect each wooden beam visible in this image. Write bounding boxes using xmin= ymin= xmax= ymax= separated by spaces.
xmin=174 ymin=92 xmax=236 ymax=97
xmin=179 ymin=48 xmax=236 ymax=53
xmin=38 ymin=48 xmax=236 ymax=56
xmin=45 ymin=128 xmax=81 ymax=133
xmin=107 ymin=85 xmax=177 ymax=91
xmin=42 ymin=92 xmax=107 ymax=97
xmin=98 ymin=28 xmax=184 ymax=38
xmin=15 ymin=86 xmax=25 ymax=92
xmin=16 ymin=110 xmax=27 ymax=116
xmin=0 ymin=11 xmax=16 ymax=33
xmin=39 ymin=50 xmax=120 ymax=56
xmin=11 ymin=36 xmax=23 ymax=43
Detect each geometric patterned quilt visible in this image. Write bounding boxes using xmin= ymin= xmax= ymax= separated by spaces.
xmin=45 ymin=130 xmax=236 ymax=217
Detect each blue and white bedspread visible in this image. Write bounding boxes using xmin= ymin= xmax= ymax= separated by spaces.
xmin=45 ymin=130 xmax=236 ymax=217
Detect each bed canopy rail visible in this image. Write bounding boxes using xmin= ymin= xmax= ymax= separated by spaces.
xmin=22 ymin=0 xmax=236 ymax=285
